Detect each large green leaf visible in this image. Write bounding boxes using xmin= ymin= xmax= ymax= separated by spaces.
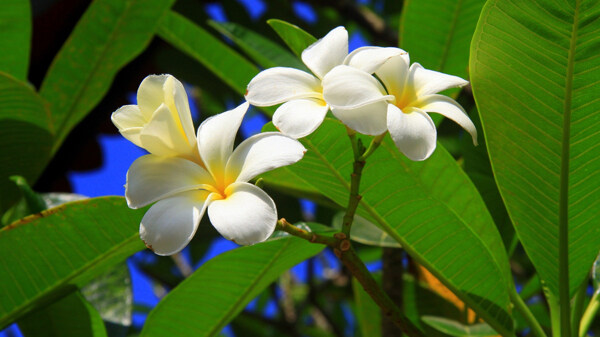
xmin=461 ymin=109 xmax=515 ymax=253
xmin=141 ymin=236 xmax=324 ymax=337
xmin=263 ymin=119 xmax=513 ymax=335
xmin=0 ymin=73 xmax=53 ymax=214
xmin=18 ymin=292 xmax=107 ymax=337
xmin=470 ymin=0 xmax=600 ymax=298
xmin=400 ymin=0 xmax=485 ymax=81
xmin=40 ymin=0 xmax=175 ymax=149
xmin=0 ymin=0 xmax=31 ymax=80
xmin=0 ymin=197 xmax=147 ymax=329
xmin=158 ymin=12 xmax=259 ymax=100
xmin=207 ymin=21 xmax=307 ymax=71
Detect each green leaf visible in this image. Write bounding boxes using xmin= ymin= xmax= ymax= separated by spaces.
xmin=461 ymin=109 xmax=515 ymax=253
xmin=422 ymin=316 xmax=499 ymax=337
xmin=40 ymin=0 xmax=175 ymax=149
xmin=207 ymin=20 xmax=307 ymax=70
xmin=352 ymin=277 xmax=382 ymax=337
xmin=332 ymin=212 xmax=400 ymax=248
xmin=141 ymin=236 xmax=324 ymax=337
xmin=0 ymin=0 xmax=31 ymax=80
xmin=0 ymin=197 xmax=147 ymax=329
xmin=264 ymin=119 xmax=513 ymax=335
xmin=18 ymin=292 xmax=107 ymax=337
xmin=470 ymin=0 xmax=600 ymax=298
xmin=9 ymin=176 xmax=47 ymax=214
xmin=158 ymin=12 xmax=259 ymax=99
xmin=0 ymin=73 xmax=52 ymax=214
xmin=266 ymin=19 xmax=316 ymax=57
xmin=399 ymin=0 xmax=485 ymax=81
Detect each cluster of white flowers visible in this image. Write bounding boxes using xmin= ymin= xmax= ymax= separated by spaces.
xmin=112 ymin=26 xmax=477 ymax=255
xmin=112 ymin=76 xmax=305 ymax=255
xmin=247 ymin=26 xmax=477 ymax=161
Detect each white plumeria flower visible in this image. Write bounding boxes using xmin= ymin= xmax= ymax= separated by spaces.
xmin=322 ymin=53 xmax=478 ymax=161
xmin=245 ymin=26 xmax=401 ymax=138
xmin=124 ymin=102 xmax=306 ymax=255
xmin=111 ymin=74 xmax=199 ymax=162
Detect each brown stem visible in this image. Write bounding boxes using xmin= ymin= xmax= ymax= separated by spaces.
xmin=277 ymin=220 xmax=425 ymax=336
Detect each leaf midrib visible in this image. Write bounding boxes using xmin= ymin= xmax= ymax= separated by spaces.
xmin=438 ymin=0 xmax=464 ymax=72
xmin=558 ymin=0 xmax=579 ymax=333
xmin=44 ymin=1 xmax=135 ymax=147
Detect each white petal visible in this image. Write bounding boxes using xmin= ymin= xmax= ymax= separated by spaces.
xmin=322 ymin=65 xmax=392 ymax=109
xmin=331 ymin=101 xmax=389 ymax=135
xmin=111 ymin=105 xmax=144 ymax=146
xmin=344 ymin=47 xmax=407 ymax=74
xmin=140 ymin=190 xmax=210 ymax=256
xmin=226 ymin=132 xmax=306 ymax=183
xmin=137 ymin=74 xmax=170 ymax=119
xmin=164 ymin=75 xmax=197 ymax=147
xmin=410 ymin=63 xmax=468 ymax=96
xmin=273 ymin=98 xmax=329 ymax=138
xmin=245 ymin=67 xmax=322 ymax=106
xmin=375 ymin=53 xmax=411 ymax=98
xmin=208 ymin=182 xmax=277 ymax=245
xmin=301 ymin=26 xmax=348 ymax=79
xmin=125 ymin=155 xmax=214 ymax=208
xmin=197 ymin=102 xmax=248 ymax=176
xmin=387 ymin=105 xmax=437 ymax=161
xmin=416 ymin=95 xmax=478 ymax=145
xmin=139 ymin=103 xmax=197 ymax=159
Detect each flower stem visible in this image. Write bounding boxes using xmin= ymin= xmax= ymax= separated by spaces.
xmin=335 ymin=244 xmax=425 ymax=337
xmin=579 ymin=290 xmax=599 ymax=337
xmin=510 ymin=287 xmax=547 ymax=337
xmin=276 ymin=219 xmax=338 ymax=246
xmin=361 ymin=133 xmax=386 ymax=160
xmin=276 ymin=219 xmax=425 ymax=336
xmin=341 ymin=129 xmax=385 ymax=237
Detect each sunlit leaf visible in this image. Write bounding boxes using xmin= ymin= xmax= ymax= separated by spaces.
xmin=0 ymin=73 xmax=52 ymax=214
xmin=470 ymin=0 xmax=600 ymax=297
xmin=0 ymin=197 xmax=147 ymax=328
xmin=141 ymin=236 xmax=324 ymax=337
xmin=0 ymin=0 xmax=31 ymax=80
xmin=263 ymin=119 xmax=513 ymax=335
xmin=267 ymin=19 xmax=316 ymax=57
xmin=208 ymin=20 xmax=307 ymax=70
xmin=40 ymin=0 xmax=175 ymax=149
xmin=400 ymin=0 xmax=485 ymax=82
xmin=461 ymin=109 xmax=515 ymax=253
xmin=158 ymin=12 xmax=258 ymax=99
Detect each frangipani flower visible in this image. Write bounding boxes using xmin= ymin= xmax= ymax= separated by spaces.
xmin=322 ymin=54 xmax=478 ymax=161
xmin=111 ymin=74 xmax=199 ymax=162
xmin=124 ymin=102 xmax=306 ymax=255
xmin=245 ymin=26 xmax=401 ymax=138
